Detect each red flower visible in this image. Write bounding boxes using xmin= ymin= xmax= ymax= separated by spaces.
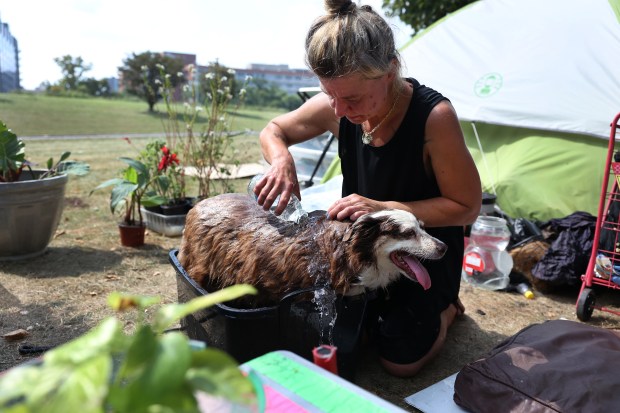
xmin=158 ymin=157 xmax=167 ymax=171
xmin=158 ymin=146 xmax=180 ymax=172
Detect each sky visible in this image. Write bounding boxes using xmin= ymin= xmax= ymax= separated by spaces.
xmin=0 ymin=0 xmax=413 ymax=90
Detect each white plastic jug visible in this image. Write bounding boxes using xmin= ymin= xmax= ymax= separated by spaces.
xmin=462 ymin=216 xmax=513 ymax=290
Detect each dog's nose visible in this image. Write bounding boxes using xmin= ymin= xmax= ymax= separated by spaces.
xmin=436 ymin=240 xmax=448 ymax=256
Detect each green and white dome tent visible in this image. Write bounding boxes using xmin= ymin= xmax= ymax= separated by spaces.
xmin=398 ymin=0 xmax=620 ymax=221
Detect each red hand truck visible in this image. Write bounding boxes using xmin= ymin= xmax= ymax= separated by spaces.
xmin=577 ymin=112 xmax=620 ymax=321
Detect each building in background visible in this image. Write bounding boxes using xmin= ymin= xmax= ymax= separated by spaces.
xmin=163 ymin=52 xmax=317 ymax=95
xmin=233 ymin=64 xmax=318 ymax=94
xmin=0 ymin=14 xmax=20 ymax=92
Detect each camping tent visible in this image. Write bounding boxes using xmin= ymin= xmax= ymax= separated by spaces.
xmin=398 ymin=0 xmax=620 ymax=221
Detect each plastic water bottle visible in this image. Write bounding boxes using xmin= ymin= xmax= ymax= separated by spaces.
xmin=247 ymin=174 xmax=309 ymax=225
xmin=462 ymin=216 xmax=513 ymax=290
xmin=515 ymin=282 xmax=535 ymax=299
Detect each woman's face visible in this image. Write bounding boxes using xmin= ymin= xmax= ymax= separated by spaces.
xmin=320 ymin=72 xmax=392 ymax=124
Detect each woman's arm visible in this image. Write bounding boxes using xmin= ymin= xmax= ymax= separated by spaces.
xmin=256 ymin=93 xmax=339 ymax=214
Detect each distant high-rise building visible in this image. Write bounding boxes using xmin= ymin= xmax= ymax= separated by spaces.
xmin=0 ymin=15 xmax=20 ymax=92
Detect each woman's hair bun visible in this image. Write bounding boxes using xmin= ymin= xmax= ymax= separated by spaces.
xmin=324 ymin=0 xmax=356 ymax=15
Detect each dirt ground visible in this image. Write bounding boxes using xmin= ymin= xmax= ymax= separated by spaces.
xmin=3 ymin=201 xmax=620 ymax=411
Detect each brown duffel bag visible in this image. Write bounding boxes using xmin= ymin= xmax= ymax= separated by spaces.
xmin=453 ymin=319 xmax=620 ymax=413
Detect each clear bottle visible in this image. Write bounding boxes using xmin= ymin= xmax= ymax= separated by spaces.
xmin=247 ymin=174 xmax=309 ymax=225
xmin=462 ymin=216 xmax=513 ymax=290
xmin=515 ymin=282 xmax=535 ymax=299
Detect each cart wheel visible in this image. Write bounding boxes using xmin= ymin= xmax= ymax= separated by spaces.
xmin=576 ymin=288 xmax=595 ymax=321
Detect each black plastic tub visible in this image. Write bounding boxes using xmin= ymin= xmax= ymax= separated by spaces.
xmin=169 ymin=249 xmax=368 ymax=380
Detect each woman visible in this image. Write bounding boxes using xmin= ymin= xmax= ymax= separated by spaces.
xmin=253 ymin=0 xmax=481 ymax=377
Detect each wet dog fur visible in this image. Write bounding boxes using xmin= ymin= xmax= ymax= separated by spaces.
xmin=178 ymin=193 xmax=447 ymax=307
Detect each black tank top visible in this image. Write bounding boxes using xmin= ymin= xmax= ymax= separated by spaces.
xmin=338 ymin=78 xmax=463 ymax=312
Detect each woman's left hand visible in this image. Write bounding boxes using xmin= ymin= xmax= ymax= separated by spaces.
xmin=327 ymin=194 xmax=386 ymax=221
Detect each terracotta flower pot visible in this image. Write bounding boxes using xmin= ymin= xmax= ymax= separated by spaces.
xmin=118 ymin=223 xmax=146 ymax=247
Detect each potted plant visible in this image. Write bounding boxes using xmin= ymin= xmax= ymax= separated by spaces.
xmin=91 ymin=157 xmax=166 ymax=247
xmin=0 ymin=120 xmax=89 ymax=260
xmin=132 ymin=140 xmax=193 ymax=237
xmin=139 ymin=140 xmax=191 ymax=215
xmin=0 ymin=284 xmax=261 ymax=413
xmin=155 ymin=63 xmax=249 ymax=200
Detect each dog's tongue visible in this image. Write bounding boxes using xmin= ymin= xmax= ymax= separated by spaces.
xmin=402 ymin=255 xmax=432 ymax=290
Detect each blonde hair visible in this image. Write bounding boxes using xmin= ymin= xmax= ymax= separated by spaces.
xmin=305 ymin=0 xmax=402 ymax=81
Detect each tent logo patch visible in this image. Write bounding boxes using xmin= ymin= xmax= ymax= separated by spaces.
xmin=474 ymin=73 xmax=503 ymax=97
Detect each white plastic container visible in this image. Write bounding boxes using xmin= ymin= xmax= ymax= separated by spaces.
xmin=462 ymin=216 xmax=513 ymax=290
xmin=141 ymin=208 xmax=186 ymax=237
xmin=247 ymin=174 xmax=309 ymax=224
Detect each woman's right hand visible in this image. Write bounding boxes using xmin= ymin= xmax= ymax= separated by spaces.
xmin=256 ymin=91 xmax=338 ymax=215
xmin=253 ymin=157 xmax=301 ymax=215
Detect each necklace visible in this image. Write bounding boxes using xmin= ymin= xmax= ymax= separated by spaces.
xmin=361 ymin=95 xmax=400 ymax=145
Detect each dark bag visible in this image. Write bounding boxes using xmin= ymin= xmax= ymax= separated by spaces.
xmin=453 ymin=319 xmax=620 ymax=413
xmin=530 ymin=211 xmax=596 ymax=289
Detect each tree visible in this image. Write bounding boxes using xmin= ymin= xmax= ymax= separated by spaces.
xmin=118 ymin=52 xmax=185 ymax=112
xmin=54 ymin=55 xmax=92 ymax=91
xmin=243 ymin=78 xmax=288 ymax=108
xmin=198 ymin=61 xmax=239 ymax=105
xmin=80 ymin=77 xmax=111 ymax=97
xmin=382 ymin=0 xmax=476 ymax=34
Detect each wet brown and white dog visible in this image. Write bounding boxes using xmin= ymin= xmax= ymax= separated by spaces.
xmin=178 ymin=193 xmax=447 ymax=307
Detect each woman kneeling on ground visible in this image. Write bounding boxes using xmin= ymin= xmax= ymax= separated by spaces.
xmin=253 ymin=0 xmax=481 ymax=377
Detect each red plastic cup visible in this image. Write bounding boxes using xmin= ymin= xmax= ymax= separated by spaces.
xmin=312 ymin=344 xmax=338 ymax=375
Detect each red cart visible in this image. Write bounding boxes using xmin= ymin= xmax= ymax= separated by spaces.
xmin=577 ymin=112 xmax=620 ymax=321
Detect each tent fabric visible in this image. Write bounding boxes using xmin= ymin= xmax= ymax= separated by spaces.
xmin=462 ymin=122 xmax=607 ymax=221
xmin=390 ymin=0 xmax=620 ymax=220
xmin=400 ymin=0 xmax=620 ymax=139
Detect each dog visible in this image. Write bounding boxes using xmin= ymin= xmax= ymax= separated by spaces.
xmin=178 ymin=193 xmax=447 ymax=307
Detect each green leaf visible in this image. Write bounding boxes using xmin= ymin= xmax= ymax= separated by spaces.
xmin=152 ymin=284 xmax=257 ymax=332
xmin=112 ymin=332 xmax=193 ymax=412
xmin=188 ymin=348 xmax=256 ymax=405
xmin=122 ymin=164 xmax=139 ymax=184
xmin=0 ymin=121 xmax=25 ymax=180
xmin=0 ymin=319 xmax=121 ymax=413
xmin=119 ymin=157 xmax=149 ymax=179
xmin=59 ymin=151 xmax=71 ymax=162
xmin=59 ymin=161 xmax=90 ymax=176
xmin=110 ymin=182 xmax=137 ymax=213
xmin=45 ymin=318 xmax=123 ymax=365
xmin=141 ymin=194 xmax=167 ymax=207
xmin=114 ymin=325 xmax=158 ymax=380
xmin=156 ymin=174 xmax=170 ymax=191
xmin=43 ymin=354 xmax=110 ymax=413
xmin=90 ymin=177 xmax=123 ymax=193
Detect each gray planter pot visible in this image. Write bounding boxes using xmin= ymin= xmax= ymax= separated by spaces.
xmin=0 ymin=171 xmax=68 ymax=261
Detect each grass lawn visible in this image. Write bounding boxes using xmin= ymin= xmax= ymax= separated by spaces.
xmin=0 ymin=92 xmax=284 ymax=136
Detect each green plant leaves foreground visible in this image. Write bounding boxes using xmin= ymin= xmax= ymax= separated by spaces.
xmin=0 ymin=285 xmax=258 ymax=413
xmin=0 ymin=121 xmax=25 ymax=181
